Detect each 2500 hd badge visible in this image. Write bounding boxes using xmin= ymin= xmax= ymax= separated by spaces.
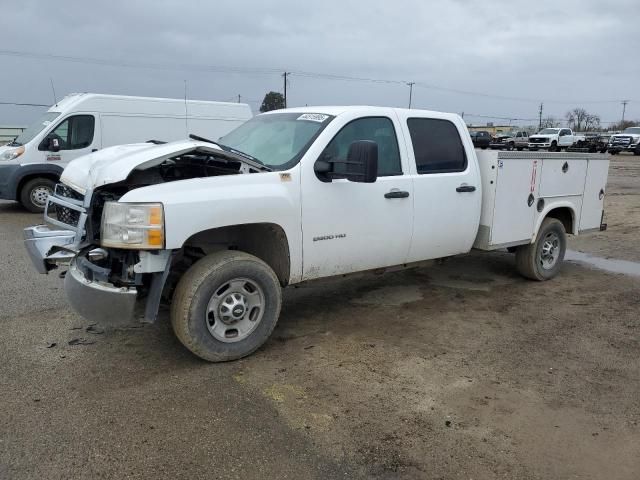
xmin=313 ymin=233 xmax=347 ymax=242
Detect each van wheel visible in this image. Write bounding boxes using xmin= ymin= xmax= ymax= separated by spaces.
xmin=171 ymin=250 xmax=282 ymax=362
xmin=515 ymin=218 xmax=566 ymax=281
xmin=20 ymin=177 xmax=55 ymax=213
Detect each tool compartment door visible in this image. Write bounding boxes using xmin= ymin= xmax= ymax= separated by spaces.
xmin=490 ymin=157 xmax=540 ymax=245
xmin=579 ymin=159 xmax=610 ymax=231
xmin=539 ymin=158 xmax=588 ymax=197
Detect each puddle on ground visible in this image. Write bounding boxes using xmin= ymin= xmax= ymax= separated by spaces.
xmin=565 ymin=250 xmax=640 ymax=278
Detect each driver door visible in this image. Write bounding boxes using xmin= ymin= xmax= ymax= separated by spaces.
xmin=40 ymin=114 xmax=99 ymax=167
xmin=300 ymin=114 xmax=413 ymax=280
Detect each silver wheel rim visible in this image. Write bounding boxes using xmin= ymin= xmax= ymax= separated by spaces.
xmin=31 ymin=186 xmax=52 ymax=208
xmin=539 ymin=232 xmax=561 ymax=270
xmin=206 ymin=278 xmax=265 ymax=343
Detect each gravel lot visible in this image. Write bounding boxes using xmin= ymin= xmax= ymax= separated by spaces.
xmin=1 ymin=154 xmax=639 ymax=479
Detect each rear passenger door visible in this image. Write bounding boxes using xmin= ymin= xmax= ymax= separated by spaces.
xmin=397 ymin=114 xmax=482 ymax=262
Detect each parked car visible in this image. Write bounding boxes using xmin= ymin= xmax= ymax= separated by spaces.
xmin=0 ymin=93 xmax=252 ymax=212
xmin=528 ymin=128 xmax=584 ymax=151
xmin=24 ymin=106 xmax=610 ymax=362
xmin=490 ymin=131 xmax=529 ymax=151
xmin=568 ymin=133 xmax=610 ymax=153
xmin=607 ymin=127 xmax=640 ymax=155
xmin=469 ymin=130 xmax=492 ymax=149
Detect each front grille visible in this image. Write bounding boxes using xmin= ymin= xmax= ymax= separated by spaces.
xmin=55 ymin=184 xmax=84 ymax=203
xmin=48 ymin=204 xmax=81 ymax=227
xmin=612 ymin=136 xmax=631 ymax=145
xmin=530 ymin=137 xmax=547 ymax=143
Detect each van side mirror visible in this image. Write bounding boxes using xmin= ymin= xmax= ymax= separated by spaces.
xmin=314 ymin=140 xmax=378 ymax=183
xmin=40 ymin=135 xmax=61 ymax=152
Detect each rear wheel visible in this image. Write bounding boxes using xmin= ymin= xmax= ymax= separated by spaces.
xmin=19 ymin=177 xmax=55 ymax=213
xmin=171 ymin=250 xmax=282 ymax=362
xmin=515 ymin=218 xmax=566 ymax=281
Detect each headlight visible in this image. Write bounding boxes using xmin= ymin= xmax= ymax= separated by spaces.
xmin=101 ymin=202 xmax=164 ymax=249
xmin=1 ymin=146 xmax=25 ymax=161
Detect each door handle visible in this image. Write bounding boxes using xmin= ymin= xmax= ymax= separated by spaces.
xmin=384 ymin=190 xmax=410 ymax=199
xmin=456 ymin=185 xmax=476 ymax=193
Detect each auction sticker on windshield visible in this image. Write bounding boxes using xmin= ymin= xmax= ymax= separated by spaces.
xmin=297 ymin=114 xmax=329 ymax=122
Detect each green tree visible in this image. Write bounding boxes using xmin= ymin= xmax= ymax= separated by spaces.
xmin=260 ymin=91 xmax=285 ymax=112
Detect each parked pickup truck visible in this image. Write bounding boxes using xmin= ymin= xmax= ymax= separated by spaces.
xmin=490 ymin=131 xmax=529 ymax=151
xmin=528 ymin=128 xmax=585 ymax=151
xmin=607 ymin=126 xmax=640 ymax=155
xmin=23 ymin=107 xmax=610 ymax=362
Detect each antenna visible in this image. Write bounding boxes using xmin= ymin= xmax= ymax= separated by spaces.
xmin=407 ymin=82 xmax=415 ymax=108
xmin=183 ymin=80 xmax=189 ymax=135
xmin=49 ymin=77 xmax=58 ymax=106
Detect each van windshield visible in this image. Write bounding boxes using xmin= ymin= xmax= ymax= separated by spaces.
xmin=219 ymin=112 xmax=334 ymax=170
xmin=12 ymin=112 xmax=61 ymax=146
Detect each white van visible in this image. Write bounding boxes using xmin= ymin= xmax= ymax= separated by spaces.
xmin=0 ymin=93 xmax=252 ymax=211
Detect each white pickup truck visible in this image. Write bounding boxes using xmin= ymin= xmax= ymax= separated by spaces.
xmin=24 ymin=107 xmax=610 ymax=362
xmin=528 ymin=128 xmax=585 ymax=151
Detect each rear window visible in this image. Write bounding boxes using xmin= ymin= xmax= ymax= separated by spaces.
xmin=407 ymin=118 xmax=467 ymax=174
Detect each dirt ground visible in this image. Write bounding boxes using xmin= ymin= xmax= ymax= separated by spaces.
xmin=1 ymin=154 xmax=639 ymax=479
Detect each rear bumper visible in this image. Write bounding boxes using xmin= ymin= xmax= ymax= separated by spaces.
xmin=65 ymin=257 xmax=138 ymax=326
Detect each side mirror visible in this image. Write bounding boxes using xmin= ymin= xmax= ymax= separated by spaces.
xmin=40 ymin=135 xmax=61 ymax=152
xmin=314 ymin=140 xmax=378 ymax=183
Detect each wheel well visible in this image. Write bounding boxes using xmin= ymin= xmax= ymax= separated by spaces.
xmin=545 ymin=207 xmax=574 ymax=234
xmin=182 ymin=223 xmax=291 ymax=286
xmin=16 ymin=173 xmax=59 ymax=199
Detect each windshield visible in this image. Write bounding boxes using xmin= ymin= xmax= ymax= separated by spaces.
xmin=219 ymin=112 xmax=334 ymax=169
xmin=538 ymin=128 xmax=560 ymax=134
xmin=623 ymin=127 xmax=640 ymax=135
xmin=12 ymin=111 xmax=61 ymax=146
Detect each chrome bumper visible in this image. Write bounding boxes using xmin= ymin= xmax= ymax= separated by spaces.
xmin=65 ymin=256 xmax=138 ymax=326
xmin=24 ymin=225 xmax=77 ymax=274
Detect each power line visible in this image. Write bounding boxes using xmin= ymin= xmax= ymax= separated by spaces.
xmin=2 ymin=48 xmax=635 ymax=106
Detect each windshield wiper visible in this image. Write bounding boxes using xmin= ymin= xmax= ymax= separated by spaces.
xmin=6 ymin=140 xmax=22 ymax=147
xmin=189 ymin=134 xmax=270 ymax=171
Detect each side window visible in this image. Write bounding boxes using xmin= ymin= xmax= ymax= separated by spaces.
xmin=407 ymin=118 xmax=467 ymax=174
xmin=47 ymin=115 xmax=95 ymax=150
xmin=320 ymin=117 xmax=402 ymax=177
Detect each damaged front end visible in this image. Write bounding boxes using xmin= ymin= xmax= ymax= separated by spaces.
xmin=24 ymin=141 xmax=265 ymax=325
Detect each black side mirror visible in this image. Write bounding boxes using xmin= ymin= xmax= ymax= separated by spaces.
xmin=314 ymin=140 xmax=378 ymax=183
xmin=40 ymin=135 xmax=61 ymax=152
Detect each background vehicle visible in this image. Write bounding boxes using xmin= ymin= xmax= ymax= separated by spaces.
xmin=607 ymin=127 xmax=640 ymax=155
xmin=24 ymin=107 xmax=609 ymax=363
xmin=568 ymin=133 xmax=610 ymax=153
xmin=528 ymin=128 xmax=584 ymax=151
xmin=469 ymin=130 xmax=492 ymax=149
xmin=0 ymin=93 xmax=252 ymax=212
xmin=490 ymin=131 xmax=529 ymax=151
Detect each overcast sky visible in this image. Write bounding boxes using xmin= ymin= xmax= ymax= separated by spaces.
xmin=1 ymin=0 xmax=638 ymax=128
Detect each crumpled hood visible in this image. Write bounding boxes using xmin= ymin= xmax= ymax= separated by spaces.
xmin=60 ymin=140 xmax=228 ymax=194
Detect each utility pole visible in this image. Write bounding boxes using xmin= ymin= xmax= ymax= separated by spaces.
xmin=283 ymin=72 xmax=289 ymax=108
xmin=237 ymin=94 xmax=241 ymax=103
xmin=538 ymin=102 xmax=543 ymax=130
xmin=407 ymin=82 xmax=415 ymax=108
xmin=621 ymin=100 xmax=629 ymax=124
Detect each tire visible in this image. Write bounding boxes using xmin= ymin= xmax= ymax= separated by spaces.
xmin=19 ymin=177 xmax=56 ymax=213
xmin=506 ymin=142 xmax=515 ymax=151
xmin=170 ymin=250 xmax=282 ymax=362
xmin=515 ymin=218 xmax=566 ymax=281
xmin=516 ymin=147 xmax=524 ymax=151
xmin=549 ymin=141 xmax=558 ymax=152
xmin=481 ymin=146 xmax=488 ymax=150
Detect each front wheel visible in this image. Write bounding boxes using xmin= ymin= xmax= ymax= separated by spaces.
xmin=515 ymin=218 xmax=566 ymax=281
xmin=171 ymin=250 xmax=282 ymax=362
xmin=549 ymin=141 xmax=558 ymax=152
xmin=20 ymin=177 xmax=56 ymax=213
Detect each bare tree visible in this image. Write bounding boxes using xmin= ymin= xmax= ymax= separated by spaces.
xmin=565 ymin=108 xmax=600 ymax=132
xmin=609 ymin=120 xmax=638 ymax=131
xmin=540 ymin=116 xmax=560 ymax=128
